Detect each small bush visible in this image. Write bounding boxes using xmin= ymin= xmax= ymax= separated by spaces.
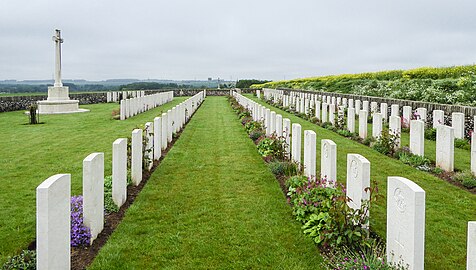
xmin=362 ymin=137 xmax=375 ymax=146
xmin=104 ymin=175 xmax=119 ymax=213
xmin=1 ymin=250 xmax=36 ymax=270
xmin=337 ymin=129 xmax=353 ymax=137
xmin=454 ymin=171 xmax=476 ymax=188
xmin=256 ymin=136 xmax=287 ymax=160
xmin=249 ymin=129 xmax=265 ymax=142
xmin=397 ymin=150 xmax=431 ymax=167
xmin=244 ymin=120 xmax=263 ymax=134
xmin=321 ymin=122 xmax=333 ymax=129
xmin=455 ymin=138 xmax=470 ymax=150
xmin=425 ymin=128 xmax=437 ymax=141
xmin=267 ymin=161 xmax=298 ymax=176
xmin=371 ymin=129 xmax=400 ymax=156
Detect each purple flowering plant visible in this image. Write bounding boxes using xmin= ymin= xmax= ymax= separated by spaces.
xmin=70 ymin=195 xmax=91 ymax=247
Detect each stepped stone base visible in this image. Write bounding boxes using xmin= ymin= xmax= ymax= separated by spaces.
xmin=36 ymin=86 xmax=89 ymax=114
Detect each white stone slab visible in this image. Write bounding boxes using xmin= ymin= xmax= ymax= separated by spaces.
xmin=315 ymin=101 xmax=321 ymax=120
xmin=359 ymin=110 xmax=368 ymax=139
xmin=322 ymin=103 xmax=328 ymax=123
xmin=265 ymin=109 xmax=271 ymax=135
xmin=371 ymin=101 xmax=378 ymax=113
xmin=83 ymin=152 xmax=104 ymax=243
xmin=270 ymin=111 xmax=276 ymax=135
xmin=355 ymin=100 xmax=361 ymax=114
xmin=362 ymin=100 xmax=369 ymax=113
xmin=380 ymin=103 xmax=388 ymax=121
xmin=36 ymin=174 xmax=71 ymax=270
xmin=386 ymin=176 xmax=425 ymax=270
xmin=131 ymin=129 xmax=143 ymax=185
xmin=145 ymin=122 xmax=154 ymax=170
xmin=283 ymin=118 xmax=291 ymax=157
xmin=154 ymin=117 xmax=162 ymax=160
xmin=410 ymin=120 xmax=425 ymax=156
xmin=276 ymin=114 xmax=283 ymax=137
xmin=432 ymin=110 xmax=444 ymax=128
xmin=292 ymin=123 xmax=302 ymax=165
xmin=467 ymin=221 xmax=476 ymax=270
xmin=161 ymin=113 xmax=168 ymax=150
xmin=112 ymin=138 xmax=127 ymax=208
xmin=347 ymin=107 xmax=355 ymax=133
xmin=389 ymin=115 xmax=402 ymax=148
xmin=391 ymin=104 xmax=399 ymax=117
xmin=402 ymin=106 xmax=412 ymax=128
xmin=303 ymin=130 xmax=316 ymax=178
xmin=415 ymin=108 xmax=427 ymax=122
xmin=346 ymin=154 xmax=370 ymax=210
xmin=321 ymin=139 xmax=337 ymax=187
xmin=436 ymin=125 xmax=454 ymax=172
xmin=452 ymin=112 xmax=465 ymax=139
xmin=472 ymin=133 xmax=476 ymax=176
xmin=372 ymin=113 xmax=383 ymax=138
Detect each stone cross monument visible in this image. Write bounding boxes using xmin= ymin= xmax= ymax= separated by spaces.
xmin=37 ymin=29 xmax=87 ymax=114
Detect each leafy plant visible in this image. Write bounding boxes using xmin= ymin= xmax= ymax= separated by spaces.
xmin=454 ymin=171 xmax=476 ymax=188
xmin=1 ymin=250 xmax=36 ymax=270
xmin=337 ymin=129 xmax=353 ymax=137
xmin=396 ymin=149 xmax=431 ymax=167
xmin=70 ymin=195 xmax=91 ymax=247
xmin=267 ymin=161 xmax=299 ymax=176
xmin=371 ymin=129 xmax=400 ymax=156
xmin=425 ymin=128 xmax=437 ymax=141
xmin=362 ymin=137 xmax=375 ymax=146
xmin=455 ymin=138 xmax=470 ymax=150
xmin=256 ymin=136 xmax=287 ymax=160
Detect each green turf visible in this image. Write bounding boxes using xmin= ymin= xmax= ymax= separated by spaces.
xmin=0 ymin=98 xmax=187 ymax=265
xmin=89 ymin=96 xmax=323 ymax=269
xmin=248 ymin=94 xmax=476 ymax=269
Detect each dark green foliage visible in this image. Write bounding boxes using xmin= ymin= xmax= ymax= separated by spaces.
xmin=1 ymin=250 xmax=36 ymax=270
xmin=104 ymin=175 xmax=119 ymax=213
xmin=361 ymin=137 xmax=375 ymax=146
xmin=425 ymin=128 xmax=437 ymax=141
xmin=119 ymin=82 xmax=183 ymax=90
xmin=256 ymin=136 xmax=287 ymax=160
xmin=321 ymin=122 xmax=333 ymax=129
xmin=371 ymin=129 xmax=399 ymax=156
xmin=455 ymin=138 xmax=470 ymax=150
xmin=336 ymin=129 xmax=353 ymax=137
xmin=267 ymin=161 xmax=298 ymax=176
xmin=236 ymin=79 xmax=271 ymax=89
xmin=396 ymin=148 xmax=431 ymax=167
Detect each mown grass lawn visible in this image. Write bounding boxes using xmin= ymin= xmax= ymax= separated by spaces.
xmin=89 ymin=96 xmax=323 ymax=269
xmin=248 ymin=94 xmax=476 ymax=269
xmin=0 ymin=97 xmax=187 ymax=265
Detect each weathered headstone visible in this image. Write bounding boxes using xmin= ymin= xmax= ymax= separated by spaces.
xmin=370 ymin=101 xmax=378 ymax=113
xmin=283 ymin=118 xmax=291 ymax=157
xmin=265 ymin=109 xmax=271 ymax=135
xmin=380 ymin=103 xmax=388 ymax=121
xmin=167 ymin=109 xmax=173 ymax=143
xmin=346 ymin=154 xmax=370 ymax=210
xmin=391 ymin=104 xmax=399 ymax=117
xmin=402 ymin=106 xmax=412 ymax=128
xmin=467 ymin=221 xmax=476 ymax=269
xmin=452 ymin=112 xmax=465 ymax=139
xmin=410 ymin=120 xmax=425 ymax=156
xmin=112 ymin=138 xmax=127 ymax=208
xmin=153 ymin=117 xmax=162 ymax=160
xmin=145 ymin=122 xmax=154 ymax=170
xmin=355 ymin=100 xmax=361 ymax=114
xmin=359 ymin=110 xmax=368 ymax=139
xmin=416 ymin=108 xmax=427 ymax=122
xmin=83 ymin=152 xmax=104 ymax=243
xmin=329 ymin=104 xmax=336 ymax=125
xmin=321 ymin=139 xmax=337 ymax=186
xmin=389 ymin=115 xmax=402 ymax=148
xmin=131 ymin=129 xmax=143 ymax=185
xmin=372 ymin=113 xmax=383 ymax=138
xmin=292 ymin=123 xmax=302 ymax=165
xmin=161 ymin=113 xmax=168 ymax=150
xmin=276 ymin=114 xmax=283 ymax=137
xmin=303 ymin=130 xmax=316 ymax=178
xmin=362 ymin=100 xmax=369 ymax=113
xmin=270 ymin=111 xmax=276 ymax=135
xmin=347 ymin=107 xmax=355 ymax=133
xmin=322 ymin=103 xmax=328 ymax=123
xmin=315 ymin=100 xmax=321 ymax=120
xmin=386 ymin=176 xmax=425 ymax=270
xmin=36 ymin=174 xmax=71 ymax=270
xmin=436 ymin=125 xmax=455 ymax=171
xmin=432 ymin=110 xmax=444 ymax=128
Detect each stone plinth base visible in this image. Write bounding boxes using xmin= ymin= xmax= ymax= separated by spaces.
xmin=37 ymin=99 xmax=89 ymax=114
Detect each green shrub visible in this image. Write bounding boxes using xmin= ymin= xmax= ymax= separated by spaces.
xmin=425 ymin=128 xmax=437 ymax=141
xmin=321 ymin=122 xmax=333 ymax=129
xmin=249 ymin=129 xmax=265 ymax=142
xmin=336 ymin=129 xmax=353 ymax=137
xmin=454 ymin=171 xmax=476 ymax=188
xmin=1 ymin=250 xmax=36 ymax=270
xmin=362 ymin=137 xmax=375 ymax=146
xmin=244 ymin=120 xmax=263 ymax=134
xmin=286 ymin=176 xmax=377 ymax=249
xmin=396 ymin=149 xmax=431 ymax=167
xmin=256 ymin=136 xmax=287 ymax=160
xmin=371 ymin=129 xmax=400 ymax=156
xmin=455 ymin=138 xmax=471 ymax=150
xmin=104 ymin=174 xmax=132 ymax=214
xmin=267 ymin=161 xmax=298 ymax=176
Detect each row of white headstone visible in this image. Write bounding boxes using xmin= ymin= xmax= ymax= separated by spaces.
xmin=119 ymin=91 xmax=174 ymax=120
xmin=262 ymin=88 xmax=476 ymax=173
xmin=107 ymin=90 xmax=146 ymax=103
xmin=235 ymin=91 xmax=427 ymax=269
xmin=35 ymin=91 xmax=205 ymax=270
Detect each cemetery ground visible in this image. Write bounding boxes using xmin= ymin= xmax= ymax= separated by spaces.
xmin=0 ymin=97 xmax=187 ymax=265
xmin=89 ymin=96 xmax=323 ymax=269
xmin=247 ymin=94 xmax=476 ymax=269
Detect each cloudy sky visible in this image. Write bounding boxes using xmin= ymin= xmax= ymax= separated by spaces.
xmin=1 ymin=0 xmax=475 ymax=81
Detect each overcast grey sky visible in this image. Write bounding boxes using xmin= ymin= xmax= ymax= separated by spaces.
xmin=1 ymin=0 xmax=475 ymax=81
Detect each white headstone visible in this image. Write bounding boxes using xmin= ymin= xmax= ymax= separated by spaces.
xmin=153 ymin=117 xmax=162 ymax=160
xmin=329 ymin=104 xmax=336 ymax=125
xmin=131 ymin=129 xmax=143 ymax=185
xmin=292 ymin=123 xmax=302 ymax=165
xmin=467 ymin=221 xmax=476 ymax=269
xmin=321 ymin=139 xmax=337 ymax=187
xmin=322 ymin=103 xmax=328 ymax=123
xmin=276 ymin=114 xmax=283 ymax=137
xmin=415 ymin=108 xmax=427 ymax=122
xmin=167 ymin=109 xmax=173 ymax=143
xmin=270 ymin=111 xmax=276 ymax=135
xmin=403 ymin=106 xmax=412 ymax=128
xmin=391 ymin=104 xmax=399 ymax=117
xmin=370 ymin=101 xmax=378 ymax=113
xmin=410 ymin=120 xmax=425 ymax=156
xmin=303 ymin=130 xmax=317 ymax=178
xmin=83 ymin=152 xmax=104 ymax=243
xmin=432 ymin=110 xmax=444 ymax=128
xmin=112 ymin=138 xmax=127 ymax=208
xmin=346 ymin=154 xmax=370 ymax=210
xmin=386 ymin=176 xmax=425 ymax=270
xmin=161 ymin=113 xmax=168 ymax=150
xmin=436 ymin=125 xmax=455 ymax=172
xmin=265 ymin=109 xmax=271 ymax=135
xmin=389 ymin=115 xmax=402 ymax=148
xmin=283 ymin=118 xmax=291 ymax=157
xmin=36 ymin=174 xmax=71 ymax=270
xmin=362 ymin=100 xmax=369 ymax=113
xmin=372 ymin=113 xmax=383 ymax=138
xmin=380 ymin=103 xmax=388 ymax=121
xmin=452 ymin=112 xmax=465 ymax=139
xmin=349 ymin=98 xmax=354 ymax=109
xmin=315 ymin=101 xmax=321 ymax=120
xmin=359 ymin=110 xmax=368 ymax=139
xmin=355 ymin=100 xmax=361 ymax=114
xmin=347 ymin=107 xmax=355 ymax=133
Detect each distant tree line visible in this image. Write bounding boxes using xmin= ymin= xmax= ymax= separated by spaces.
xmin=0 ymin=83 xmax=107 ymax=93
xmin=119 ymin=82 xmax=192 ymax=90
xmin=236 ymin=79 xmax=271 ymax=89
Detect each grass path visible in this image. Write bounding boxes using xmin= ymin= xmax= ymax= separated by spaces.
xmin=0 ymin=98 xmax=186 ymax=265
xmin=247 ymin=94 xmax=476 ymax=269
xmin=89 ymin=96 xmax=322 ymax=269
